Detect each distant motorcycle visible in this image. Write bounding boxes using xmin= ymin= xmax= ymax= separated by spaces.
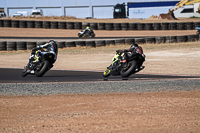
xmin=196 ymin=27 xmax=200 ymax=35
xmin=78 ymin=29 xmax=95 ymax=38
xmin=103 ymin=50 xmax=145 ymax=78
xmin=22 ymin=50 xmax=55 ymax=77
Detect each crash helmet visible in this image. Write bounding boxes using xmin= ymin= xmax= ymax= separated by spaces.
xmin=130 ymin=44 xmax=138 ymax=49
xmin=86 ymin=26 xmax=90 ymax=29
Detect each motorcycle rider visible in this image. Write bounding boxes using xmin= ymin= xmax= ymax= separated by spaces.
xmin=26 ymin=40 xmax=58 ymax=74
xmin=116 ymin=44 xmax=145 ymax=71
xmin=82 ymin=26 xmax=91 ymax=35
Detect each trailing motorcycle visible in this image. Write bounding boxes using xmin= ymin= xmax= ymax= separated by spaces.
xmin=103 ymin=50 xmax=145 ymax=78
xmin=22 ymin=50 xmax=55 ymax=77
xmin=78 ymin=29 xmax=95 ymax=38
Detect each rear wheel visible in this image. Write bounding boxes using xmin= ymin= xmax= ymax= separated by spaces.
xmin=35 ymin=60 xmax=50 ymax=77
xmin=78 ymin=33 xmax=82 ymax=38
xmin=120 ymin=61 xmax=137 ymax=78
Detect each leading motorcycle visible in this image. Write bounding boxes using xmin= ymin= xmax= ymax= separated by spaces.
xmin=78 ymin=29 xmax=95 ymax=38
xmin=22 ymin=50 xmax=55 ymax=77
xmin=103 ymin=50 xmax=145 ymax=78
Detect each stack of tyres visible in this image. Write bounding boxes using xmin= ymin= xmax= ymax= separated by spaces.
xmin=7 ymin=42 xmax=16 ymax=51
xmin=4 ymin=20 xmax=11 ymax=27
xmin=95 ymin=40 xmax=105 ymax=47
xmin=137 ymin=23 xmax=145 ymax=30
xmin=56 ymin=41 xmax=65 ymax=48
xmin=106 ymin=23 xmax=113 ymax=30
xmin=129 ymin=23 xmax=137 ymax=30
xmin=43 ymin=21 xmax=51 ymax=29
xmin=90 ymin=23 xmax=98 ymax=30
xmin=67 ymin=22 xmax=74 ymax=29
xmin=113 ymin=23 xmax=121 ymax=30
xmin=105 ymin=40 xmax=115 ymax=46
xmin=65 ymin=42 xmax=76 ymax=47
xmin=122 ymin=23 xmax=129 ymax=30
xmin=170 ymin=22 xmax=177 ymax=30
xmin=11 ymin=20 xmax=19 ymax=28
xmin=51 ymin=21 xmax=58 ymax=29
xmin=177 ymin=22 xmax=186 ymax=30
xmin=186 ymin=22 xmax=194 ymax=30
xmin=19 ymin=20 xmax=27 ymax=28
xmin=59 ymin=22 xmax=66 ymax=29
xmin=0 ymin=41 xmax=6 ymax=51
xmin=16 ymin=42 xmax=26 ymax=50
xmin=98 ymin=23 xmax=105 ymax=30
xmin=194 ymin=22 xmax=200 ymax=29
xmin=35 ymin=21 xmax=43 ymax=28
xmin=27 ymin=21 xmax=35 ymax=28
xmin=154 ymin=23 xmax=161 ymax=30
xmin=86 ymin=41 xmax=95 ymax=47
xmin=145 ymin=23 xmax=153 ymax=30
xmin=26 ymin=42 xmax=36 ymax=50
xmin=162 ymin=23 xmax=169 ymax=30
xmin=0 ymin=19 xmax=3 ymax=27
xmin=75 ymin=22 xmax=82 ymax=29
xmin=125 ymin=38 xmax=135 ymax=45
xmin=115 ymin=39 xmax=125 ymax=45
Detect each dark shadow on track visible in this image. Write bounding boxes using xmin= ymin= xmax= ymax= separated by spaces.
xmin=0 ymin=68 xmax=199 ymax=83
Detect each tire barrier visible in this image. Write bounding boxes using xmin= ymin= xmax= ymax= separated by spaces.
xmin=59 ymin=22 xmax=66 ymax=29
xmin=65 ymin=41 xmax=76 ymax=47
xmin=187 ymin=35 xmax=198 ymax=42
xmin=122 ymin=23 xmax=129 ymax=30
xmin=165 ymin=36 xmax=177 ymax=43
xmin=0 ymin=20 xmax=3 ymax=27
xmin=106 ymin=23 xmax=113 ymax=30
xmin=186 ymin=22 xmax=194 ymax=30
xmin=75 ymin=22 xmax=82 ymax=29
xmin=67 ymin=22 xmax=74 ymax=29
xmin=1 ymin=19 xmax=200 ymax=31
xmin=129 ymin=23 xmax=137 ymax=30
xmin=135 ymin=38 xmax=145 ymax=44
xmin=51 ymin=21 xmax=58 ymax=29
xmin=176 ymin=35 xmax=188 ymax=43
xmin=0 ymin=41 xmax=6 ymax=51
xmin=4 ymin=20 xmax=11 ymax=27
xmin=137 ymin=23 xmax=145 ymax=30
xmin=27 ymin=21 xmax=35 ymax=28
xmin=113 ymin=23 xmax=121 ymax=30
xmin=75 ymin=41 xmax=86 ymax=47
xmin=19 ymin=20 xmax=27 ymax=28
xmin=177 ymin=22 xmax=186 ymax=30
xmin=98 ymin=23 xmax=105 ymax=30
xmin=162 ymin=23 xmax=169 ymax=30
xmin=154 ymin=23 xmax=161 ymax=30
xmin=90 ymin=23 xmax=98 ymax=30
xmin=56 ymin=41 xmax=65 ymax=48
xmin=145 ymin=23 xmax=153 ymax=30
xmin=155 ymin=36 xmax=166 ymax=44
xmin=145 ymin=37 xmax=156 ymax=44
xmin=16 ymin=41 xmax=26 ymax=50
xmin=125 ymin=38 xmax=135 ymax=45
xmin=105 ymin=40 xmax=115 ymax=46
xmin=0 ymin=34 xmax=199 ymax=51
xmin=11 ymin=20 xmax=19 ymax=28
xmin=115 ymin=39 xmax=125 ymax=45
xmin=7 ymin=42 xmax=16 ymax=51
xmin=170 ymin=22 xmax=177 ymax=30
xmin=95 ymin=40 xmax=105 ymax=47
xmin=26 ymin=42 xmax=36 ymax=50
xmin=43 ymin=21 xmax=51 ymax=29
xmin=35 ymin=21 xmax=43 ymax=28
xmin=86 ymin=41 xmax=95 ymax=47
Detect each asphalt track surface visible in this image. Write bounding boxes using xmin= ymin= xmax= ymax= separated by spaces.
xmin=0 ymin=68 xmax=199 ymax=83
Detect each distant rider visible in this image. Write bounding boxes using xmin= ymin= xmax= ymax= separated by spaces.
xmin=83 ymin=26 xmax=91 ymax=35
xmin=26 ymin=40 xmax=58 ymax=74
xmin=116 ymin=44 xmax=145 ymax=71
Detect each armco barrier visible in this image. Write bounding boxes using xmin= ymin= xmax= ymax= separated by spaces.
xmin=0 ymin=34 xmax=199 ymax=51
xmin=1 ymin=19 xmax=200 ymax=31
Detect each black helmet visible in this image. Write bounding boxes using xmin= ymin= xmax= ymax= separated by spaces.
xmin=130 ymin=44 xmax=138 ymax=49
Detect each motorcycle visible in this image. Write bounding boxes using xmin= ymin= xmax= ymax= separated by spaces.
xmin=78 ymin=29 xmax=95 ymax=38
xmin=22 ymin=50 xmax=55 ymax=77
xmin=196 ymin=27 xmax=200 ymax=35
xmin=103 ymin=50 xmax=145 ymax=78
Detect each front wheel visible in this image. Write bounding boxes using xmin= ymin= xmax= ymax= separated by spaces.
xmin=22 ymin=67 xmax=28 ymax=77
xmin=35 ymin=60 xmax=50 ymax=77
xmin=91 ymin=33 xmax=95 ymax=38
xmin=120 ymin=61 xmax=137 ymax=78
xmin=103 ymin=67 xmax=111 ymax=78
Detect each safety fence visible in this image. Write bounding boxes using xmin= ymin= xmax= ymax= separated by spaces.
xmin=0 ymin=34 xmax=199 ymax=51
xmin=0 ymin=19 xmax=200 ymax=30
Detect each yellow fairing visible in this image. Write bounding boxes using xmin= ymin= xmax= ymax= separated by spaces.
xmin=103 ymin=68 xmax=110 ymax=75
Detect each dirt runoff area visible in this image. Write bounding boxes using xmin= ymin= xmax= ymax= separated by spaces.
xmin=0 ymin=27 xmax=200 ymax=132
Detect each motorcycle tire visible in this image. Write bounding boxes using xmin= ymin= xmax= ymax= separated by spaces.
xmin=120 ymin=60 xmax=137 ymax=78
xmin=35 ymin=60 xmax=50 ymax=77
xmin=91 ymin=33 xmax=95 ymax=38
xmin=22 ymin=67 xmax=28 ymax=77
xmin=103 ymin=67 xmax=111 ymax=78
xmin=78 ymin=33 xmax=82 ymax=38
